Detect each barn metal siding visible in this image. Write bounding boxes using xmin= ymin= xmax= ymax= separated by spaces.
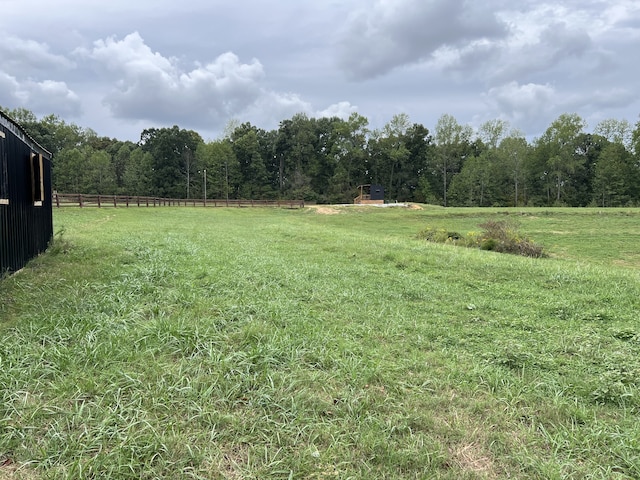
xmin=0 ymin=111 xmax=53 ymax=274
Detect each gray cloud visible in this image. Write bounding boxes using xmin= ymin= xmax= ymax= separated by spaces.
xmin=338 ymin=0 xmax=508 ymax=80
xmin=0 ymin=36 xmax=75 ymax=76
xmin=0 ymin=0 xmax=638 ymax=141
xmin=484 ymin=81 xmax=557 ymax=127
xmin=439 ymin=13 xmax=595 ymax=85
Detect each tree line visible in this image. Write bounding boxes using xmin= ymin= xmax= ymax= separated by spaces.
xmin=4 ymin=106 xmax=640 ymax=207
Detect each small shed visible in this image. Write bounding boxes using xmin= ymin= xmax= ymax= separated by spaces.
xmin=0 ymin=109 xmax=53 ymax=274
xmin=354 ymin=184 xmax=384 ymax=205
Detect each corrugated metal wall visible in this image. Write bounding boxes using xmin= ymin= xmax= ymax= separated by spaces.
xmin=0 ymin=112 xmax=53 ymax=274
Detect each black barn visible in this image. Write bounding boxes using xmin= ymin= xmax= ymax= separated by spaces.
xmin=0 ymin=110 xmax=53 ymax=274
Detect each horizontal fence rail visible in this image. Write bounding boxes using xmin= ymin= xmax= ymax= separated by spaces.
xmin=53 ymin=193 xmax=304 ymax=209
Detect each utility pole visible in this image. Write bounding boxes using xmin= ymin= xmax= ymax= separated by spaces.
xmin=225 ymin=160 xmax=229 ymax=205
xmin=203 ymin=169 xmax=207 ymax=206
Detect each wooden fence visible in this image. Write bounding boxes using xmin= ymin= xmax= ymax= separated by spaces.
xmin=53 ymin=193 xmax=304 ymax=209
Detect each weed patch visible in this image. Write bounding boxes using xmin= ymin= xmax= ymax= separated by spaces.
xmin=418 ymin=219 xmax=546 ymax=258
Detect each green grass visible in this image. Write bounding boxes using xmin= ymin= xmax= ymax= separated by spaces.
xmin=1 ymin=205 xmax=640 ymax=479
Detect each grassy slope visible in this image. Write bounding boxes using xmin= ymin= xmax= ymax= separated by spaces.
xmin=1 ymin=206 xmax=640 ymax=479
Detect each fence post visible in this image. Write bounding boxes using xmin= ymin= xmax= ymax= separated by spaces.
xmin=113 ymin=196 xmax=117 ymax=207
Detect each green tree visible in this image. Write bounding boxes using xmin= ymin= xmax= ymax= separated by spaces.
xmin=404 ymin=123 xmax=434 ymax=203
xmin=592 ymin=142 xmax=638 ymax=206
xmin=233 ymin=129 xmax=273 ymax=198
xmin=633 ymin=119 xmax=640 ymax=157
xmin=327 ymin=113 xmax=370 ymax=203
xmin=112 ymin=143 xmax=134 ymax=193
xmin=434 ymin=114 xmax=474 ymax=206
xmin=196 ymin=140 xmax=240 ymax=200
xmin=122 ymin=148 xmax=154 ymax=196
xmin=371 ymin=114 xmax=412 ymax=201
xmin=478 ymin=119 xmax=509 ymax=149
xmin=534 ymin=113 xmax=586 ymax=205
xmin=52 ymin=147 xmax=85 ymax=193
xmin=594 ymin=118 xmax=633 ymax=152
xmin=275 ymin=114 xmax=319 ymax=200
xmin=448 ymin=152 xmax=493 ymax=206
xmin=86 ymin=150 xmax=115 ymax=194
xmin=139 ymin=126 xmax=203 ymax=198
xmin=497 ymin=133 xmax=529 ymax=206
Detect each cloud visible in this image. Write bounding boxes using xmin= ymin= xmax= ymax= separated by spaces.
xmin=484 ymin=81 xmax=557 ymax=131
xmin=2 ymin=1 xmax=639 ymax=142
xmin=0 ymin=72 xmax=81 ymax=116
xmin=81 ymin=32 xmax=267 ymax=128
xmin=483 ymin=80 xmax=638 ymax=137
xmin=0 ymin=35 xmax=80 ymax=116
xmin=316 ymin=101 xmax=358 ymax=120
xmin=239 ymin=91 xmax=312 ymax=129
xmin=436 ymin=5 xmax=595 ymax=85
xmin=0 ymin=36 xmax=75 ymax=77
xmin=490 ymin=21 xmax=592 ymax=83
xmin=338 ymin=0 xmax=508 ymax=80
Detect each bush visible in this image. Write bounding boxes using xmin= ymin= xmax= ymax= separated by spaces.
xmin=416 ymin=228 xmax=463 ymax=243
xmin=418 ymin=220 xmax=545 ymax=258
xmin=476 ymin=220 xmax=545 ymax=258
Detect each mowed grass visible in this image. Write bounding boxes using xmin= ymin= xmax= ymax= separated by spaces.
xmin=1 ymin=205 xmax=640 ymax=479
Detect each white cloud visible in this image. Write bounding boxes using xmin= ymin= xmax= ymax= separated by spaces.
xmin=316 ymin=101 xmax=358 ymax=120
xmin=239 ymin=91 xmax=312 ymax=129
xmin=0 ymin=72 xmax=81 ymax=116
xmin=80 ymin=32 xmax=267 ymax=128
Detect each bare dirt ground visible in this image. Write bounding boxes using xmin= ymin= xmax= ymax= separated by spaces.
xmin=308 ymin=203 xmax=422 ymax=214
xmin=309 ymin=206 xmax=341 ymax=215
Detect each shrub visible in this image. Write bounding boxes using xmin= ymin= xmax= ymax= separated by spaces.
xmin=476 ymin=220 xmax=545 ymax=258
xmin=418 ymin=220 xmax=545 ymax=258
xmin=416 ymin=227 xmax=462 ymax=243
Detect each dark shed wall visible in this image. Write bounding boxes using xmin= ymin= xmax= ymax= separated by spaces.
xmin=0 ymin=111 xmax=53 ymax=274
xmin=370 ymin=184 xmax=384 ymax=201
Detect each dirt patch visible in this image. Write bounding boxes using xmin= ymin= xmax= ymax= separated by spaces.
xmin=309 ymin=206 xmax=341 ymax=215
xmin=408 ymin=204 xmax=423 ymax=210
xmin=0 ymin=459 xmax=39 ymax=480
xmin=449 ymin=442 xmax=496 ymax=478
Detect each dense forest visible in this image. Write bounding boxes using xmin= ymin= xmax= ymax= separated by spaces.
xmin=4 ymin=106 xmax=640 ymax=206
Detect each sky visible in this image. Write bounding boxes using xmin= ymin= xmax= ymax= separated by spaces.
xmin=1 ymin=0 xmax=639 ymax=142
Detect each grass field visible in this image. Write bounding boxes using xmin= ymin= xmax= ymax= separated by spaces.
xmin=1 ymin=205 xmax=640 ymax=479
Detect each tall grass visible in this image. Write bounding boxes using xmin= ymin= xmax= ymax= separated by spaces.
xmin=1 ymin=206 xmax=639 ymax=478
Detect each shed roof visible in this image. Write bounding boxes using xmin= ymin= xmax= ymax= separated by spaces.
xmin=0 ymin=109 xmax=52 ymax=158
